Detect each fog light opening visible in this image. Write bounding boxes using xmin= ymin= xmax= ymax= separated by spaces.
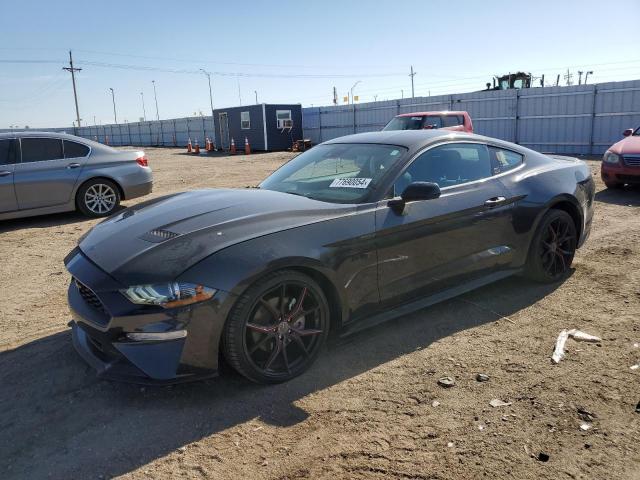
xmin=126 ymin=330 xmax=187 ymax=342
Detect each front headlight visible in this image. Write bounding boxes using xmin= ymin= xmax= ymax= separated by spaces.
xmin=603 ymin=151 xmax=620 ymax=164
xmin=121 ymin=282 xmax=216 ymax=308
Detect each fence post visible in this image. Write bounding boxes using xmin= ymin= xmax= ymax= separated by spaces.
xmin=173 ymin=119 xmax=177 ymax=146
xmin=588 ymin=85 xmax=598 ymax=156
xmin=353 ymin=103 xmax=357 ymax=134
xmin=318 ymin=108 xmax=322 ymax=143
xmin=514 ymin=90 xmax=520 ymax=144
xmin=128 ymin=123 xmax=132 ymax=145
xmin=159 ymin=120 xmax=164 ymax=146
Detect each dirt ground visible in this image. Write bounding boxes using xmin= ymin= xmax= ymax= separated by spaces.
xmin=0 ymin=147 xmax=638 ymax=480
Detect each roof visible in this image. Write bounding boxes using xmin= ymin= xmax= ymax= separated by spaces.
xmin=395 ymin=111 xmax=468 ymax=117
xmin=324 ymin=130 xmax=461 ymax=148
xmin=0 ymin=130 xmax=76 ymax=139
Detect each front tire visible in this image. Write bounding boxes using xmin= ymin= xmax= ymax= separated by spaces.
xmin=76 ymin=179 xmax=121 ymax=217
xmin=222 ymin=270 xmax=330 ymax=384
xmin=524 ymin=209 xmax=577 ymax=283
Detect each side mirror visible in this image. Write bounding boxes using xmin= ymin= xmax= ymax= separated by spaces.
xmin=388 ymin=182 xmax=441 ymax=213
xmin=623 ymin=128 xmax=634 ymax=137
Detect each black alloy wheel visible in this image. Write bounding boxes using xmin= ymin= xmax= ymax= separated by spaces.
xmin=223 ymin=270 xmax=329 ymax=384
xmin=525 ymin=209 xmax=577 ymax=283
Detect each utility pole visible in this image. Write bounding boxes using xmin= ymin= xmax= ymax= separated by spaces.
xmin=333 ymin=86 xmax=338 ymax=105
xmin=109 ymin=88 xmax=117 ymax=124
xmin=401 ymin=89 xmax=404 ymax=99
xmin=152 ymin=80 xmax=160 ymax=120
xmin=577 ymin=71 xmax=583 ymax=85
xmin=564 ymin=69 xmax=573 ymax=86
xmin=199 ymin=69 xmax=215 ymax=118
xmin=140 ymin=92 xmax=147 ymax=121
xmin=62 ymin=50 xmax=82 ymax=127
xmin=555 ymin=74 xmax=560 ymax=86
xmin=254 ymin=90 xmax=258 ymax=104
xmin=584 ymin=71 xmax=594 ymax=84
xmin=409 ymin=66 xmax=416 ymax=98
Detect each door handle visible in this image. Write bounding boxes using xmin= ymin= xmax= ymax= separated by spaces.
xmin=0 ymin=170 xmax=11 ymax=177
xmin=484 ymin=196 xmax=507 ymax=207
xmin=66 ymin=163 xmax=81 ymax=169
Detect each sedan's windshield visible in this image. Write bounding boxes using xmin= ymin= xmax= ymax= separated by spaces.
xmin=383 ymin=115 xmax=442 ymax=131
xmin=260 ymin=143 xmax=407 ymax=203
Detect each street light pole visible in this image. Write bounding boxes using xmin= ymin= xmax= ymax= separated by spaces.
xmin=254 ymin=90 xmax=258 ymax=104
xmin=350 ymin=80 xmax=361 ymax=105
xmin=140 ymin=92 xmax=147 ymax=121
xmin=109 ymin=88 xmax=117 ymax=124
xmin=152 ymin=80 xmax=160 ymax=120
xmin=199 ymin=69 xmax=215 ymax=118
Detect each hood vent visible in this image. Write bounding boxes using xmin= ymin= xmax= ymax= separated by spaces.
xmin=139 ymin=228 xmax=180 ymax=243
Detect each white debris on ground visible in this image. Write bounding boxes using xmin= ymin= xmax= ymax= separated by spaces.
xmin=551 ymin=329 xmax=602 ymax=364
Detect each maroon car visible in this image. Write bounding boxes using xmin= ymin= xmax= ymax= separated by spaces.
xmin=601 ymin=126 xmax=640 ymax=188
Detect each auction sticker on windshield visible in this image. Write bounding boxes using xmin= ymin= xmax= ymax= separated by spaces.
xmin=329 ymin=178 xmax=372 ymax=188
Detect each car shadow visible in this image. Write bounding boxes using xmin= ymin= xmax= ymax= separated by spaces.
xmin=594 ymin=185 xmax=640 ymax=207
xmin=0 ymin=206 xmax=127 ymax=234
xmin=0 ymin=274 xmax=566 ymax=479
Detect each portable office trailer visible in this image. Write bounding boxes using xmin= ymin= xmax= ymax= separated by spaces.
xmin=212 ymin=104 xmax=302 ymax=151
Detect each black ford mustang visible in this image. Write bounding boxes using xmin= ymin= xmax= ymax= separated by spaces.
xmin=65 ymin=130 xmax=595 ymax=384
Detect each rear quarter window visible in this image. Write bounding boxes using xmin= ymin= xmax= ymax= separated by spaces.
xmin=442 ymin=115 xmax=464 ymax=127
xmin=64 ymin=140 xmax=90 ymax=158
xmin=490 ymin=147 xmax=523 ymax=173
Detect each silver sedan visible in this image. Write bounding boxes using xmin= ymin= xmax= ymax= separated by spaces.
xmin=0 ymin=131 xmax=153 ymax=220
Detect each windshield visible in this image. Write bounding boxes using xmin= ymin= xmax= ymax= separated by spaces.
xmin=260 ymin=143 xmax=407 ymax=203
xmin=383 ymin=115 xmax=442 ymax=131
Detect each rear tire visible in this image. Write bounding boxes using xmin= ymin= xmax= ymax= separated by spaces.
xmin=222 ymin=270 xmax=330 ymax=384
xmin=524 ymin=209 xmax=577 ymax=283
xmin=76 ymin=179 xmax=121 ymax=218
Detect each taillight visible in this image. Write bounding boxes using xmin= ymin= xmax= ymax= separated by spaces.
xmin=136 ymin=156 xmax=148 ymax=167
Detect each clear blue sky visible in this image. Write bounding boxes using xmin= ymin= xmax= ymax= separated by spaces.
xmin=1 ymin=0 xmax=639 ymax=128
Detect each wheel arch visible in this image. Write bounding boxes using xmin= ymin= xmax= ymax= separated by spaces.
xmin=546 ymin=196 xmax=583 ymax=241
xmin=74 ymin=175 xmax=126 ymax=206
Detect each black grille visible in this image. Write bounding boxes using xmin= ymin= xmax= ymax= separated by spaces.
xmin=623 ymin=155 xmax=640 ymax=167
xmin=75 ymin=279 xmax=107 ymax=314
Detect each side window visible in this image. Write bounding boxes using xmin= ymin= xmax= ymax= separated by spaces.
xmin=442 ymin=115 xmax=463 ymax=127
xmin=490 ymin=147 xmax=523 ymax=173
xmin=422 ymin=116 xmax=442 ymax=129
xmin=0 ymin=139 xmax=18 ymax=165
xmin=240 ymin=111 xmax=250 ymax=129
xmin=276 ymin=110 xmax=292 ymax=129
xmin=394 ymin=143 xmax=492 ymax=194
xmin=64 ymin=140 xmax=90 ymax=158
xmin=20 ymin=138 xmax=64 ymax=163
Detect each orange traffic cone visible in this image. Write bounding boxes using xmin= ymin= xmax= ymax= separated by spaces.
xmin=244 ymin=137 xmax=251 ymax=155
xmin=187 ymin=138 xmax=192 ymax=153
xmin=230 ymin=138 xmax=236 ymax=155
xmin=194 ymin=139 xmax=201 ymax=154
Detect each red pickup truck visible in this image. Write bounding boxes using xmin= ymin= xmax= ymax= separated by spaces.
xmin=383 ymin=111 xmax=473 ymax=133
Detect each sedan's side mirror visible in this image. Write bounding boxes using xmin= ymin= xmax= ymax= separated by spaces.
xmin=623 ymin=128 xmax=634 ymax=137
xmin=388 ymin=181 xmax=441 ymax=213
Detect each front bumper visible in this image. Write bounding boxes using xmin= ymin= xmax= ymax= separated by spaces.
xmin=65 ymin=249 xmax=235 ymax=384
xmin=601 ymin=162 xmax=640 ymax=184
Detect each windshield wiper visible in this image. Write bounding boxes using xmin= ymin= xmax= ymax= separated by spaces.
xmin=284 ymin=190 xmax=314 ymax=199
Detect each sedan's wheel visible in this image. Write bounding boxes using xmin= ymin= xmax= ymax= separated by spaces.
xmin=525 ymin=209 xmax=577 ymax=283
xmin=77 ymin=179 xmax=121 ymax=217
xmin=223 ymin=270 xmax=330 ymax=384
